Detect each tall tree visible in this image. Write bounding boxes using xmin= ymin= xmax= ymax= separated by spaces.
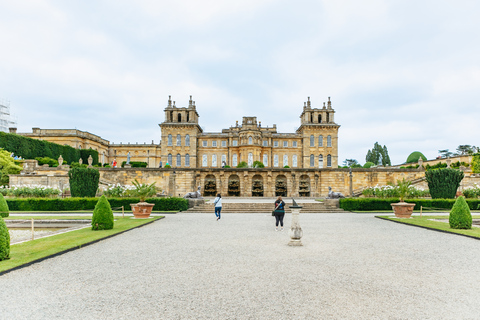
xmin=438 ymin=149 xmax=453 ymax=158
xmin=366 ymin=142 xmax=391 ymax=166
xmin=456 ymin=145 xmax=474 ymax=155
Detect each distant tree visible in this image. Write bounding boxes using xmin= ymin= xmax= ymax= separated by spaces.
xmin=406 ymin=151 xmax=427 ymax=164
xmin=456 ymin=145 xmax=475 ymax=155
xmin=363 ymin=162 xmax=375 ymax=168
xmin=343 ymin=159 xmax=362 ymax=168
xmin=365 ymin=142 xmax=391 ymax=166
xmin=471 ymin=153 xmax=480 ymax=173
xmin=438 ymin=149 xmax=453 ymax=158
xmin=0 ymin=149 xmax=23 ymax=186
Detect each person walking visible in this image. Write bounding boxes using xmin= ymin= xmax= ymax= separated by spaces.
xmin=214 ymin=193 xmax=222 ymax=221
xmin=273 ymin=196 xmax=286 ymax=231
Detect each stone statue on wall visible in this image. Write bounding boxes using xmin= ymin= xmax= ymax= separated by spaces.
xmin=127 ymin=152 xmax=131 ymax=165
xmin=184 ymin=186 xmax=202 ymax=199
xmin=327 ymin=186 xmax=345 ymax=199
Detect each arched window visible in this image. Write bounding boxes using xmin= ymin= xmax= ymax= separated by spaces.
xmin=310 ymin=135 xmax=314 ymax=147
xmin=185 ymin=154 xmax=190 ymax=167
xmin=318 ymin=115 xmax=322 ymax=123
xmin=327 ymin=135 xmax=332 ymax=147
xmin=327 ymin=154 xmax=332 ymax=167
xmin=232 ymin=154 xmax=238 ymax=167
xmin=202 ymin=155 xmax=207 ymax=167
xmin=293 ymin=155 xmax=297 ymax=167
xmin=176 ymin=154 xmax=181 ymax=167
xmin=185 ymin=134 xmax=190 ymax=146
xmin=167 ymin=153 xmax=172 ymax=165
xmin=318 ymin=135 xmax=323 ymax=147
xmin=212 ymin=154 xmax=217 ymax=167
xmin=177 ymin=113 xmax=182 ymax=122
xmin=274 ymin=155 xmax=279 ymax=167
xmin=168 ymin=134 xmax=172 ymax=146
xmin=283 ymin=155 xmax=288 ymax=167
xmin=263 ymin=154 xmax=268 ymax=167
xmin=248 ymin=136 xmax=253 ymax=145
xmin=310 ymin=154 xmax=314 ymax=167
xmin=319 ymin=154 xmax=324 ymax=168
xmin=176 ymin=134 xmax=181 ymax=146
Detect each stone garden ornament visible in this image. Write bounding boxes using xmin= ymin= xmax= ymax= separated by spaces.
xmin=184 ymin=186 xmax=203 ymax=199
xmin=327 ymin=186 xmax=345 ymax=199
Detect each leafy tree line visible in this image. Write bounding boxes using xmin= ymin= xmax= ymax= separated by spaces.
xmin=365 ymin=142 xmax=391 ymax=166
xmin=0 ymin=131 xmax=98 ymax=165
xmin=438 ymin=145 xmax=479 ymax=158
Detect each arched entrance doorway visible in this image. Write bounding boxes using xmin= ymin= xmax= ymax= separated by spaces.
xmin=275 ymin=175 xmax=287 ymax=197
xmin=228 ymin=174 xmax=240 ymax=196
xmin=252 ymin=174 xmax=264 ymax=197
xmin=204 ymin=175 xmax=217 ymax=196
xmin=299 ymin=175 xmax=310 ymax=197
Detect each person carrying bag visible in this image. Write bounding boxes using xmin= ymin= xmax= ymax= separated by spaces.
xmin=272 ymin=196 xmax=286 ymax=231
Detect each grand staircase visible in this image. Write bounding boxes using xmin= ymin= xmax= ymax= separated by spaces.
xmin=185 ymin=200 xmax=345 ymax=214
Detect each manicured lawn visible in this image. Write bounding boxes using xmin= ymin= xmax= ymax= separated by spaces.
xmin=377 ymin=215 xmax=480 ymax=239
xmin=0 ymin=216 xmax=163 ymax=274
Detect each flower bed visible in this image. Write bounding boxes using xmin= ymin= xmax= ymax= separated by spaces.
xmin=362 ymin=184 xmax=430 ymax=198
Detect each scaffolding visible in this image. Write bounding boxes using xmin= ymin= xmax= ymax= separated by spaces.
xmin=0 ymin=99 xmax=16 ymax=133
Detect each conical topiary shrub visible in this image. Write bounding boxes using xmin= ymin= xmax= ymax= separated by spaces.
xmin=449 ymin=196 xmax=472 ymax=229
xmin=0 ymin=217 xmax=10 ymax=261
xmin=91 ymin=195 xmax=114 ymax=230
xmin=0 ymin=193 xmax=9 ymax=218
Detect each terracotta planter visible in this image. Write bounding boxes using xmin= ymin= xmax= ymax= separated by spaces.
xmin=390 ymin=201 xmax=415 ymax=218
xmin=130 ymin=202 xmax=155 ymax=218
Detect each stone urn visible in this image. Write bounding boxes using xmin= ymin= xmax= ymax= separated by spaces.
xmin=130 ymin=202 xmax=155 ymax=219
xmin=391 ymin=202 xmax=415 ymax=218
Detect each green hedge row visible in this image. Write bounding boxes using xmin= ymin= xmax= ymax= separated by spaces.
xmin=339 ymin=198 xmax=480 ymax=211
xmin=121 ymin=161 xmax=148 ymax=168
xmin=5 ymin=197 xmax=188 ymax=212
xmin=0 ymin=131 xmax=98 ymax=165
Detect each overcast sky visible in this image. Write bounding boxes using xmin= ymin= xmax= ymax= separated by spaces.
xmin=1 ymin=0 xmax=479 ymax=165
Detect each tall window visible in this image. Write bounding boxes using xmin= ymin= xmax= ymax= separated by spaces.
xmin=274 ymin=141 xmax=278 ymax=147
xmin=318 ymin=115 xmax=322 ymax=123
xmin=293 ymin=141 xmax=297 ymax=147
xmin=310 ymin=135 xmax=314 ymax=147
xmin=212 ymin=141 xmax=217 ymax=147
xmin=176 ymin=134 xmax=181 ymax=146
xmin=310 ymin=154 xmax=314 ymax=167
xmin=168 ymin=134 xmax=172 ymax=146
xmin=263 ymin=140 xmax=268 ymax=147
xmin=248 ymin=153 xmax=253 ymax=167
xmin=319 ymin=135 xmax=323 ymax=147
xmin=283 ymin=141 xmax=288 ymax=147
xmin=263 ymin=154 xmax=268 ymax=166
xmin=221 ymin=140 xmax=226 ymax=147
xmin=202 ymin=141 xmax=207 ymax=147
xmin=176 ymin=154 xmax=181 ymax=166
xmin=274 ymin=155 xmax=279 ymax=167
xmin=185 ymin=154 xmax=190 ymax=167
xmin=202 ymin=154 xmax=207 ymax=167
xmin=319 ymin=154 xmax=323 ymax=168
xmin=168 ymin=153 xmax=172 ymax=165
xmin=248 ymin=137 xmax=253 ymax=145
xmin=212 ymin=154 xmax=217 ymax=167
xmin=327 ymin=135 xmax=332 ymax=147
xmin=327 ymin=154 xmax=332 ymax=167
xmin=221 ymin=154 xmax=226 ymax=166
xmin=185 ymin=135 xmax=190 ymax=146
xmin=283 ymin=155 xmax=288 ymax=167
xmin=293 ymin=155 xmax=297 ymax=167
xmin=233 ymin=140 xmax=238 ymax=146
xmin=232 ymin=154 xmax=238 ymax=167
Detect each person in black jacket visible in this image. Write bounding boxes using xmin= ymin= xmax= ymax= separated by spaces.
xmin=273 ymin=196 xmax=286 ymax=231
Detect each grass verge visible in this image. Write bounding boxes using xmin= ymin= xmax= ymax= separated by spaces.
xmin=0 ymin=216 xmax=163 ymax=275
xmin=376 ymin=215 xmax=480 ymax=240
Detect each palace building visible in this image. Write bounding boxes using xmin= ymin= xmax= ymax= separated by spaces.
xmin=20 ymin=95 xmax=341 ymax=170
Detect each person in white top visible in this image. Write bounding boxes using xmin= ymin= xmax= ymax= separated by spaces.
xmin=214 ymin=193 xmax=222 ymax=221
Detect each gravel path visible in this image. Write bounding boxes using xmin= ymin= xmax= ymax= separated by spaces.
xmin=1 ymin=212 xmax=480 ymax=319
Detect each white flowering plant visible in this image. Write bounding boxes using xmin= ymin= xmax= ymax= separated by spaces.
xmin=362 ymin=184 xmax=430 ymax=199
xmin=3 ymin=185 xmax=62 ymax=198
xmin=103 ymin=184 xmax=136 ymax=198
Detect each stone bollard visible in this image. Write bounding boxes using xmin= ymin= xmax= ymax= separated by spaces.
xmin=288 ymin=198 xmax=303 ymax=246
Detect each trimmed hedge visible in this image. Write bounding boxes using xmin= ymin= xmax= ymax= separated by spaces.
xmin=449 ymin=196 xmax=472 ymax=229
xmin=425 ymin=168 xmax=464 ymax=199
xmin=92 ymin=195 xmax=114 ymax=230
xmin=68 ymin=167 xmax=100 ymax=197
xmin=0 ymin=131 xmax=98 ymax=165
xmin=5 ymin=197 xmax=188 ymax=212
xmin=121 ymin=161 xmax=148 ymax=168
xmin=339 ymin=198 xmax=480 ymax=211
xmin=0 ymin=217 xmax=10 ymax=261
xmin=0 ymin=193 xmax=9 ymax=218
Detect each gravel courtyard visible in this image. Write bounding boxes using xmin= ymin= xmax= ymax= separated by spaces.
xmin=1 ymin=212 xmax=480 ymax=319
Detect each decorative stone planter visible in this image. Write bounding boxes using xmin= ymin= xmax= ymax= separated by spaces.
xmin=130 ymin=202 xmax=155 ymax=219
xmin=391 ymin=202 xmax=415 ymax=218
